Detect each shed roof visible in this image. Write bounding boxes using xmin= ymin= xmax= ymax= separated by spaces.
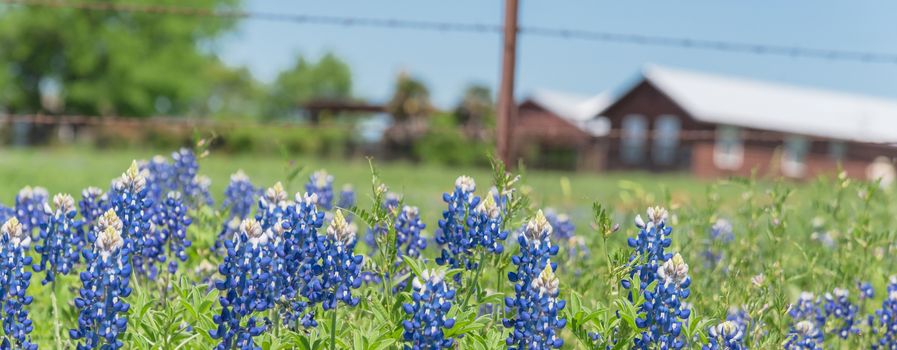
xmin=527 ymin=89 xmax=611 ymax=136
xmin=643 ymin=65 xmax=897 ymax=143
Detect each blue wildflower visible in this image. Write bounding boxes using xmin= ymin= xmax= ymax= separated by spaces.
xmin=78 ymin=187 xmax=106 ymax=229
xmin=0 ymin=204 xmax=15 ymax=224
xmin=306 ymin=170 xmax=334 ymax=210
xmin=218 ymin=170 xmax=258 ymax=249
xmin=0 ymin=218 xmax=37 ymax=350
xmin=434 ymin=176 xmax=480 ymax=277
xmin=35 ymin=193 xmax=84 ymax=285
xmin=318 ymin=210 xmax=363 ymax=310
xmin=141 ymin=155 xmax=174 ymax=203
xmin=703 ymin=321 xmax=744 ymax=350
xmin=337 ymin=184 xmax=355 ymax=210
xmin=471 ymin=195 xmax=508 ymax=254
xmin=109 ymin=161 xmax=155 ymax=278
xmin=402 ymin=269 xmax=457 ymax=349
xmin=545 ymin=210 xmax=575 ymax=241
xmin=784 ymin=320 xmax=823 ymax=350
xmin=70 ymin=210 xmax=132 ymax=350
xmin=279 ymin=192 xmax=325 ymax=327
xmin=622 ymin=206 xmax=673 ymax=293
xmin=822 ymin=288 xmax=858 ymax=339
xmin=503 ymin=211 xmax=565 ymax=349
xmin=859 ymin=282 xmax=875 ymax=301
xmin=870 ymin=278 xmax=897 ymax=349
xmin=154 ymin=192 xmax=193 ymax=274
xmin=210 ymin=218 xmax=277 ymax=350
xmin=396 ymin=206 xmax=427 ymax=259
xmin=15 ymin=186 xmax=49 ymax=236
xmin=633 ymin=253 xmax=692 ymax=349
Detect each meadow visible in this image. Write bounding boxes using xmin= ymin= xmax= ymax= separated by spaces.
xmin=0 ymin=145 xmax=894 ymax=349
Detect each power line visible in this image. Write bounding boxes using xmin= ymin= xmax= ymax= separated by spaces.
xmin=2 ymin=0 xmax=897 ymax=64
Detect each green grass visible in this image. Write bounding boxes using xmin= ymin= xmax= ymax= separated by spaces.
xmin=0 ymin=147 xmax=708 ymax=227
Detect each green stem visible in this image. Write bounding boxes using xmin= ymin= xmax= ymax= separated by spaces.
xmin=461 ymin=250 xmax=486 ymax=309
xmin=330 ymin=302 xmax=338 ymax=350
xmin=51 ymin=280 xmax=62 ymax=349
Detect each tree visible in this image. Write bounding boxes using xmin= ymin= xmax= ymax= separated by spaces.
xmin=264 ymin=52 xmax=353 ymax=120
xmin=454 ymin=84 xmax=494 ymax=140
xmin=387 ymin=72 xmax=432 ymax=122
xmin=0 ymin=0 xmax=241 ymax=116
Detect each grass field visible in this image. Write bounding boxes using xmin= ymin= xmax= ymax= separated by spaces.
xmin=0 ymin=147 xmax=711 ymax=227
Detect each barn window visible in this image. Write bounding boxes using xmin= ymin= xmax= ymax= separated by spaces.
xmin=829 ymin=141 xmax=847 ymax=161
xmin=713 ymin=126 xmax=743 ymax=170
xmin=652 ymin=115 xmax=680 ymax=165
xmin=782 ymin=136 xmax=810 ymax=177
xmin=621 ymin=114 xmax=647 ymax=164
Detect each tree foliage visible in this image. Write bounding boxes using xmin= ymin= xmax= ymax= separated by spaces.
xmin=0 ymin=0 xmax=241 ymax=116
xmin=264 ymin=53 xmax=353 ymax=120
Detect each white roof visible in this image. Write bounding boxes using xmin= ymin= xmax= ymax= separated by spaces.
xmin=643 ymin=65 xmax=897 ymax=143
xmin=528 ymin=89 xmax=612 ymax=136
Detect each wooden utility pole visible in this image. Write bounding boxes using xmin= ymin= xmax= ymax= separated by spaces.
xmin=496 ymin=0 xmax=519 ymax=167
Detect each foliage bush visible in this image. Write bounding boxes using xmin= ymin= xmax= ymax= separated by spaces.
xmin=413 ymin=113 xmax=492 ymax=167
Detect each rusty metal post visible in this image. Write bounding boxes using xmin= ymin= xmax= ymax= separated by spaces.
xmin=496 ymin=0 xmax=519 ymax=167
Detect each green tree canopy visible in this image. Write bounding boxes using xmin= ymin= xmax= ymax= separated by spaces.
xmin=264 ymin=52 xmax=353 ymax=120
xmin=387 ymin=72 xmax=431 ymax=122
xmin=0 ymin=0 xmax=241 ymax=116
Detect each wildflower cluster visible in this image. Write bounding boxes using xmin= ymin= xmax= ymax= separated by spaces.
xmin=306 ymin=170 xmax=335 ymax=210
xmin=210 ymin=218 xmax=277 ymax=349
xmin=218 ymin=170 xmax=258 ymax=248
xmin=703 ymin=321 xmax=744 ymax=350
xmin=402 ymin=269 xmax=457 ymax=349
xmin=635 ymin=253 xmax=692 ymax=349
xmin=623 ymin=207 xmax=674 ymax=293
xmin=109 ymin=161 xmax=155 ymax=278
xmin=15 ymin=186 xmax=49 ymax=235
xmin=35 ymin=193 xmax=84 ymax=284
xmin=0 ymin=218 xmax=37 ymax=350
xmin=503 ymin=210 xmax=566 ymax=349
xmin=78 ymin=187 xmax=106 ymax=228
xmin=318 ymin=210 xmax=363 ymax=310
xmin=153 ymin=192 xmax=193 ymax=274
xmin=435 ymin=176 xmax=480 ymax=273
xmin=71 ymin=210 xmax=132 ymax=350
xmin=870 ymin=277 xmax=897 ymax=348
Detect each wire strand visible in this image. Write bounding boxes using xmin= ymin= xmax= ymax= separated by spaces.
xmin=2 ymin=0 xmax=896 ymax=64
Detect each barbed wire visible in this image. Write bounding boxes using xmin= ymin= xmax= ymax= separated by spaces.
xmin=2 ymin=0 xmax=897 ymax=64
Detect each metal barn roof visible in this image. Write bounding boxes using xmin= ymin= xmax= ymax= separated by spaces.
xmin=527 ymin=89 xmax=612 ymax=136
xmin=643 ymin=65 xmax=897 ymax=143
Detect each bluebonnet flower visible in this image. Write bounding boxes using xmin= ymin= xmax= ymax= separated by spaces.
xmin=702 ymin=321 xmax=744 ymax=350
xmin=0 ymin=218 xmax=37 ymax=350
xmin=870 ymin=278 xmax=897 ymax=349
xmin=71 ymin=210 xmax=132 ymax=350
xmin=211 ymin=218 xmax=277 ymax=350
xmin=257 ymin=182 xmax=290 ymax=233
xmin=784 ymin=320 xmax=823 ymax=350
xmin=859 ymin=282 xmax=875 ymax=301
xmin=622 ymin=207 xmax=673 ymax=293
xmin=503 ymin=211 xmax=565 ymax=349
xmin=396 ymin=206 xmax=427 ymax=259
xmin=402 ymin=269 xmax=457 ymax=349
xmin=822 ymin=288 xmax=858 ymax=339
xmin=703 ymin=218 xmax=733 ymax=270
xmin=337 ymin=184 xmax=355 ymax=210
xmin=222 ymin=170 xmax=257 ymax=220
xmin=141 ymin=155 xmax=174 ymax=203
xmin=278 ymin=192 xmax=325 ymax=327
xmin=191 ymin=175 xmax=214 ymax=207
xmin=154 ymin=192 xmax=193 ymax=274
xmin=0 ymin=204 xmax=15 ymax=224
xmin=109 ymin=161 xmax=154 ymax=278
xmin=306 ymin=170 xmax=335 ymax=210
xmin=434 ymin=176 xmax=481 ymax=276
xmin=545 ymin=210 xmax=575 ymax=241
xmin=318 ymin=210 xmax=363 ymax=310
xmin=78 ymin=187 xmax=106 ymax=229
xmin=171 ymin=148 xmax=199 ymax=193
xmin=724 ymin=306 xmax=754 ymax=341
xmin=788 ymin=292 xmax=825 ymax=327
xmin=471 ymin=195 xmax=508 ymax=254
xmin=35 ymin=193 xmax=84 ymax=285
xmin=633 ymin=253 xmax=692 ymax=349
xmin=15 ymin=186 xmax=49 ymax=236
xmin=218 ymin=171 xmax=258 ymax=249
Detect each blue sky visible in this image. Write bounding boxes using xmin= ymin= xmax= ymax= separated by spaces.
xmin=218 ymin=1 xmax=897 ymax=108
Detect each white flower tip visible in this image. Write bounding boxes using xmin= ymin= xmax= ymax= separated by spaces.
xmin=455 ymin=175 xmax=476 ymax=193
xmin=53 ymin=193 xmax=76 ymax=215
xmin=402 ymin=205 xmax=419 ymax=219
xmin=327 ymin=210 xmax=356 ymax=244
xmin=240 ymin=218 xmax=264 ymax=240
xmin=312 ymin=170 xmax=332 ymax=188
xmin=525 ymin=210 xmax=553 ymax=240
xmin=659 ymin=253 xmax=689 ymax=285
xmin=231 ymin=169 xmax=250 ymax=182
xmin=476 ymin=194 xmax=500 ymax=218
xmin=531 ymin=263 xmax=559 ymax=296
xmin=646 ymin=206 xmax=668 ymax=225
xmin=265 ymin=182 xmax=288 ymax=205
xmin=2 ymin=217 xmax=22 ymax=240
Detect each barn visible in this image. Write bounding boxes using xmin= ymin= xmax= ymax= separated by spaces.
xmin=517 ymin=65 xmax=897 ymax=180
